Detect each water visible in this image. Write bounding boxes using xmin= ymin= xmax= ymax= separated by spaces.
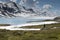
xmin=0 ymin=17 xmax=54 ymax=25
xmin=0 ymin=17 xmax=42 ymax=25
xmin=0 ymin=17 xmax=25 ymax=25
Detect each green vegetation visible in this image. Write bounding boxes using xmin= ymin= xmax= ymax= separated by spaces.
xmin=0 ymin=24 xmax=10 ymax=26
xmin=0 ymin=28 xmax=60 ymax=40
xmin=0 ymin=23 xmax=60 ymax=40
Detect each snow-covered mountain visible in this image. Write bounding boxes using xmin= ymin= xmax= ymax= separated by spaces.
xmin=0 ymin=1 xmax=56 ymax=18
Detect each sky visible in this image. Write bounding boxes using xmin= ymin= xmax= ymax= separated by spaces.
xmin=0 ymin=0 xmax=60 ymax=16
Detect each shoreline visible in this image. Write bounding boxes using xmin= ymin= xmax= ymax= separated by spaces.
xmin=0 ymin=21 xmax=58 ymax=30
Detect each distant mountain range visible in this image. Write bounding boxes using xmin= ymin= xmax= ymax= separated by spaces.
xmin=54 ymin=16 xmax=60 ymax=22
xmin=0 ymin=1 xmax=56 ymax=18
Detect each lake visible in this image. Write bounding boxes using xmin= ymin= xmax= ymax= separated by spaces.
xmin=0 ymin=17 xmax=55 ymax=25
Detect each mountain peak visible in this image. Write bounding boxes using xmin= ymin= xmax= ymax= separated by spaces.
xmin=0 ymin=1 xmax=56 ymax=18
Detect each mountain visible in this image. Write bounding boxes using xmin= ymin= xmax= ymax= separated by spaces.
xmin=0 ymin=1 xmax=56 ymax=18
xmin=0 ymin=1 xmax=36 ymax=17
xmin=54 ymin=16 xmax=60 ymax=22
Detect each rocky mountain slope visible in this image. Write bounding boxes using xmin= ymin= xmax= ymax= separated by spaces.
xmin=0 ymin=1 xmax=56 ymax=18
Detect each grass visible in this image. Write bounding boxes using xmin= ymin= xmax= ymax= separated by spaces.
xmin=0 ymin=23 xmax=60 ymax=40
xmin=0 ymin=29 xmax=60 ymax=40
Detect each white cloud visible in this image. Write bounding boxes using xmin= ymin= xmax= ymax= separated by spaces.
xmin=10 ymin=0 xmax=12 ymax=1
xmin=33 ymin=0 xmax=39 ymax=4
xmin=0 ymin=1 xmax=5 ymax=4
xmin=19 ymin=0 xmax=27 ymax=5
xmin=0 ymin=1 xmax=3 ymax=3
xmin=36 ymin=1 xmax=39 ymax=4
xmin=10 ymin=0 xmax=17 ymax=2
xmin=33 ymin=0 xmax=36 ymax=1
xmin=35 ymin=4 xmax=57 ymax=17
xmin=43 ymin=4 xmax=52 ymax=9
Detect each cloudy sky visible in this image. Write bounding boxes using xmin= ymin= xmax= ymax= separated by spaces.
xmin=0 ymin=0 xmax=60 ymax=16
